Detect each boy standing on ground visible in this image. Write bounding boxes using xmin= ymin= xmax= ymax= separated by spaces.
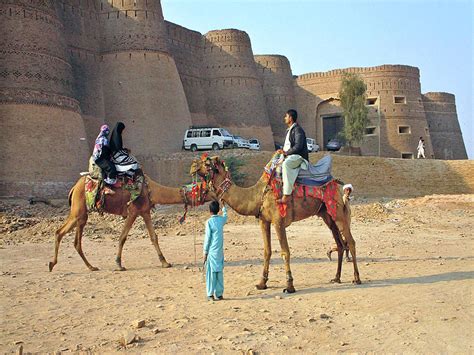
xmin=203 ymin=200 xmax=228 ymax=301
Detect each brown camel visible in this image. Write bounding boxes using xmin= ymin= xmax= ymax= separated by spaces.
xmin=49 ymin=175 xmax=214 ymax=272
xmin=190 ymin=156 xmax=361 ymax=293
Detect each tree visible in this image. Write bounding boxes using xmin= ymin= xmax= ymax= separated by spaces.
xmin=339 ymin=72 xmax=369 ymax=150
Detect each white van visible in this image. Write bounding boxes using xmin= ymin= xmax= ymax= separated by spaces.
xmin=183 ymin=127 xmax=234 ymax=152
xmin=306 ymin=138 xmax=320 ymax=152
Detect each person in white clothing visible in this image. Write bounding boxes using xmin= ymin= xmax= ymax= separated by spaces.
xmin=417 ymin=137 xmax=425 ymax=159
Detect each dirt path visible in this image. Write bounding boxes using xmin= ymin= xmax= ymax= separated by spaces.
xmin=1 ymin=195 xmax=473 ymax=353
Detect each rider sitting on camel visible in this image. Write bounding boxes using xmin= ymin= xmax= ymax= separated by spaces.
xmin=109 ymin=122 xmax=140 ymax=176
xmin=92 ymin=124 xmax=117 ymax=188
xmin=277 ymin=109 xmax=309 ymax=204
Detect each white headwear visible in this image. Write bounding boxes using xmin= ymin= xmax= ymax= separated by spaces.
xmin=343 ymin=183 xmax=353 ymax=191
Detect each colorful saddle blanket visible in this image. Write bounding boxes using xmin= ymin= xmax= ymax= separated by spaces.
xmin=85 ymin=174 xmax=144 ymax=212
xmin=263 ymin=152 xmax=338 ymax=220
xmin=264 ymin=153 xmax=333 ymax=186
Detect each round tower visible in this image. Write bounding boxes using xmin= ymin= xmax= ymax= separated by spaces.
xmin=0 ymin=0 xmax=89 ymax=197
xmin=203 ymin=29 xmax=274 ymax=150
xmin=99 ymin=0 xmax=192 ymax=156
xmin=165 ymin=21 xmax=208 ymax=125
xmin=58 ymin=0 xmax=106 ymax=150
xmin=254 ymin=55 xmax=296 ymax=144
xmin=422 ymin=92 xmax=467 ymax=159
xmin=296 ymin=65 xmax=434 ymax=158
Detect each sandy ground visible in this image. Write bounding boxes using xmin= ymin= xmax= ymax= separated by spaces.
xmin=1 ymin=194 xmax=473 ymax=353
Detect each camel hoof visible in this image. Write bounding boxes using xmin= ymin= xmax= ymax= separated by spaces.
xmin=48 ymin=262 xmax=55 ymax=272
xmin=352 ymin=279 xmax=362 ymax=285
xmin=161 ymin=262 xmax=172 ymax=268
xmin=255 ymin=283 xmax=267 ymax=290
xmin=283 ymin=286 xmax=296 ymax=293
xmin=346 ymin=258 xmax=352 ymax=262
xmin=326 ymin=251 xmax=332 ymax=261
xmin=330 ymin=278 xmax=341 ymax=284
xmin=115 ymin=266 xmax=127 ymax=272
xmin=90 ymin=266 xmax=99 ymax=271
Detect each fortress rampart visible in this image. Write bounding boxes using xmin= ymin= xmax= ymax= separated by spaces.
xmin=0 ymin=0 xmax=467 ymax=198
xmin=0 ymin=0 xmax=89 ymax=197
xmin=203 ymin=29 xmax=274 ymax=150
xmin=422 ymin=92 xmax=467 ymax=160
xmin=295 ymin=65 xmax=434 ymax=159
xmin=254 ymin=55 xmax=296 ymax=144
xmin=98 ymin=0 xmax=192 ymax=156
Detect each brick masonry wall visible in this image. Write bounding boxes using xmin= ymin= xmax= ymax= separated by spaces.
xmin=254 ymin=55 xmax=296 ymax=144
xmin=122 ymin=152 xmax=474 ymax=199
xmin=294 ymin=65 xmax=440 ymax=158
xmin=422 ymin=92 xmax=468 ymax=160
xmin=0 ymin=0 xmax=90 ymax=196
xmin=202 ymin=29 xmax=274 ymax=150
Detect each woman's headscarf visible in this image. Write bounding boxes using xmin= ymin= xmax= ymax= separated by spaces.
xmin=92 ymin=124 xmax=110 ymax=160
xmin=110 ymin=122 xmax=126 ymax=153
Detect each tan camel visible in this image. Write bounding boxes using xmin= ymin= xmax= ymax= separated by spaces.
xmin=49 ymin=175 xmax=214 ymax=272
xmin=190 ymin=156 xmax=361 ymax=293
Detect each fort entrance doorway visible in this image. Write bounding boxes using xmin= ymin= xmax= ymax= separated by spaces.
xmin=322 ymin=115 xmax=344 ymax=148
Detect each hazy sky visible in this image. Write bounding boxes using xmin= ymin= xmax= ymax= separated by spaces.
xmin=162 ymin=0 xmax=473 ymax=158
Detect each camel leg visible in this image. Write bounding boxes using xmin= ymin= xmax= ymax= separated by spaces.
xmin=345 ymin=248 xmax=352 ymax=262
xmin=321 ymin=212 xmax=344 ymax=283
xmin=275 ymin=223 xmax=295 ymax=293
xmin=343 ymin=231 xmax=361 ymax=284
xmin=115 ymin=213 xmax=138 ymax=271
xmin=256 ymin=219 xmax=271 ymax=290
xmin=335 ymin=215 xmax=361 ymax=284
xmin=142 ymin=212 xmax=171 ymax=268
xmin=73 ymin=215 xmax=98 ymax=271
xmin=49 ymin=215 xmax=77 ymax=271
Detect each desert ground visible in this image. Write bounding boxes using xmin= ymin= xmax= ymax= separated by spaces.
xmin=1 ymin=194 xmax=473 ymax=353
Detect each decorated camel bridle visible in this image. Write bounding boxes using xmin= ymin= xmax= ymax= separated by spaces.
xmin=193 ymin=154 xmax=233 ymax=201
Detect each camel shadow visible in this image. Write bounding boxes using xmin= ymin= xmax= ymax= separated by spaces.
xmin=231 ymin=270 xmax=474 ymax=300
xmin=223 ymin=255 xmax=473 ymax=267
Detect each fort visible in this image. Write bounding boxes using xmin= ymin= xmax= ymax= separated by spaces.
xmin=0 ymin=0 xmax=468 ymax=197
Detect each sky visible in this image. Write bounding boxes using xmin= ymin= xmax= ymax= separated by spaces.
xmin=162 ymin=0 xmax=473 ymax=159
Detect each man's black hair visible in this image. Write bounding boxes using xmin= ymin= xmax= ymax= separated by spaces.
xmin=287 ymin=109 xmax=298 ymax=122
xmin=209 ymin=201 xmax=220 ymax=215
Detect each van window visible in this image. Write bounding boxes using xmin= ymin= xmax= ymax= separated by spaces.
xmin=186 ymin=131 xmax=192 ymax=138
xmin=192 ymin=131 xmax=200 ymax=138
xmin=201 ymin=130 xmax=211 ymax=137
xmin=212 ymin=129 xmax=221 ymax=136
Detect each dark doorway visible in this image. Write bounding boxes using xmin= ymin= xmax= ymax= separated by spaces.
xmin=322 ymin=115 xmax=344 ymax=148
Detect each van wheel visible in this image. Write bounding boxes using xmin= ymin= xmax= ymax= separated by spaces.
xmin=212 ymin=143 xmax=220 ymax=151
xmin=190 ymin=144 xmax=198 ymax=152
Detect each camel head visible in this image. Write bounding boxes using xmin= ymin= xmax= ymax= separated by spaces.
xmin=190 ymin=154 xmax=231 ymax=198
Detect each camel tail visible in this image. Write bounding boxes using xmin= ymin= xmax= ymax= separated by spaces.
xmin=68 ymin=185 xmax=75 ymax=206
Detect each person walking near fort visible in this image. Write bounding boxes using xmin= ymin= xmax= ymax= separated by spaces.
xmin=417 ymin=137 xmax=426 ymax=159
xmin=277 ymin=109 xmax=309 ymax=204
xmin=203 ymin=200 xmax=228 ymax=301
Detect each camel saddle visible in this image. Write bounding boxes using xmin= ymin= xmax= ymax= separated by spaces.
xmin=264 ymin=153 xmax=333 ymax=186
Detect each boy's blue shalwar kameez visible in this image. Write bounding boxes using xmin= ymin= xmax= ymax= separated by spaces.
xmin=203 ymin=206 xmax=227 ymax=298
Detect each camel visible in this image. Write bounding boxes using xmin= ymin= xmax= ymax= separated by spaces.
xmin=190 ymin=155 xmax=361 ymax=293
xmin=49 ymin=175 xmax=215 ymax=272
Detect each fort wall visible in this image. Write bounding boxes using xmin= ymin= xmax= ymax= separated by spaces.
xmin=0 ymin=1 xmax=468 ymax=198
xmin=203 ymin=29 xmax=274 ymax=150
xmin=422 ymin=92 xmax=468 ymax=160
xmin=295 ymin=65 xmax=435 ymax=158
xmin=56 ymin=0 xmax=105 ymax=150
xmin=165 ymin=21 xmax=208 ymax=125
xmin=0 ymin=0 xmax=89 ymax=197
xmin=98 ymin=0 xmax=192 ymax=154
xmin=254 ymin=55 xmax=296 ymax=144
